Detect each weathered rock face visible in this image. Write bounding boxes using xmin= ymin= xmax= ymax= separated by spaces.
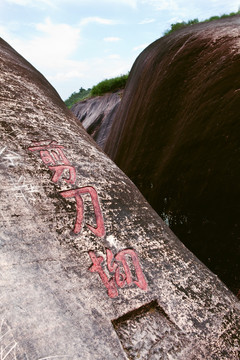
xmin=71 ymin=91 xmax=122 ymax=148
xmin=104 ymin=16 xmax=240 ymax=296
xmin=0 ymin=37 xmax=240 ymax=359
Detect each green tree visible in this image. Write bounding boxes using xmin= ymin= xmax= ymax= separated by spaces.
xmin=64 ymin=87 xmax=91 ymax=108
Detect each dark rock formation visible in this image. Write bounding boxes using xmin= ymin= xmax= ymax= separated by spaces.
xmin=0 ymin=37 xmax=240 ymax=358
xmin=71 ymin=91 xmax=122 ymax=148
xmin=104 ymin=16 xmax=240 ymax=295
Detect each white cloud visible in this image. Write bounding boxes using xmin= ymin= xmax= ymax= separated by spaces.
xmin=4 ymin=0 xmax=29 ymax=4
xmin=48 ymin=68 xmax=85 ymax=81
xmin=166 ymin=16 xmax=184 ymax=25
xmin=0 ymin=25 xmax=11 ymax=41
xmin=0 ymin=16 xmax=134 ymax=99
xmin=32 ymin=17 xmax=80 ymax=59
xmin=140 ymin=0 xmax=179 ymax=11
xmin=104 ymin=37 xmax=121 ymax=42
xmin=1 ymin=17 xmax=81 ymax=60
xmin=57 ymin=54 xmax=133 ymax=98
xmin=133 ymin=43 xmax=149 ymax=51
xmin=3 ymin=0 xmax=138 ymax=8
xmin=3 ymin=0 xmax=57 ymax=8
xmin=139 ymin=18 xmax=156 ymax=24
xmin=0 ymin=18 xmax=85 ymax=98
xmin=140 ymin=0 xmax=240 ymax=16
xmin=97 ymin=0 xmax=137 ymax=7
xmin=5 ymin=0 xmax=239 ymax=13
xmin=79 ymin=17 xmax=118 ymax=26
xmin=118 ymin=0 xmax=137 ymax=7
xmin=117 ymin=0 xmax=137 ymax=7
xmin=108 ymin=54 xmax=121 ymax=59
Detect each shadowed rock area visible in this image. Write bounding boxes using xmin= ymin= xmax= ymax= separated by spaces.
xmin=104 ymin=16 xmax=240 ymax=296
xmin=71 ymin=91 xmax=122 ymax=148
xmin=0 ymin=37 xmax=240 ymax=358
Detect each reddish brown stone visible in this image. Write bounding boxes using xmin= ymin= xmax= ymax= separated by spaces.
xmin=104 ymin=16 xmax=240 ymax=295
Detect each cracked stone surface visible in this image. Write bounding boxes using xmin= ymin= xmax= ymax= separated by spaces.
xmin=0 ymin=37 xmax=239 ymax=359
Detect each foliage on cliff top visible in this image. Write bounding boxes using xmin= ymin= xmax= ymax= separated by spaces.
xmin=164 ymin=10 xmax=240 ymax=35
xmin=65 ymin=87 xmax=91 ymax=108
xmin=65 ymin=73 xmax=128 ymax=108
xmin=91 ymin=73 xmax=129 ymax=96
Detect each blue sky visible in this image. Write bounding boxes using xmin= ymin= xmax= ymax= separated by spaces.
xmin=1 ymin=0 xmax=239 ymax=100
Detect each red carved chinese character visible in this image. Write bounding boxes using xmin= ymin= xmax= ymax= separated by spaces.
xmin=49 ymin=165 xmax=76 ymax=184
xmin=88 ymin=248 xmax=147 ymax=298
xmin=115 ymin=249 xmax=148 ymax=291
xmin=88 ymin=251 xmax=118 ymax=298
xmin=60 ymin=186 xmax=105 ymax=237
xmin=38 ymin=150 xmax=55 ymax=166
xmin=28 ymin=140 xmax=76 ymax=184
xmin=29 ymin=140 xmax=70 ymax=165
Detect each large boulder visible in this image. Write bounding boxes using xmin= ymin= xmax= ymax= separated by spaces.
xmin=104 ymin=16 xmax=240 ymax=295
xmin=71 ymin=91 xmax=122 ymax=148
xmin=0 ymin=37 xmax=239 ymax=359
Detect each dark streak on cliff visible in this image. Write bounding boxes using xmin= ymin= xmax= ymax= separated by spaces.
xmin=104 ymin=16 xmax=240 ymax=294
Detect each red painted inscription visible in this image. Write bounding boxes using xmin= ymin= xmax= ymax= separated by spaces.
xmin=88 ymin=251 xmax=118 ymax=298
xmin=60 ymin=186 xmax=105 ymax=237
xmin=28 ymin=140 xmax=76 ymax=184
xmin=28 ymin=140 xmax=105 ymax=237
xmin=89 ymin=248 xmax=147 ymax=298
xmin=48 ymin=165 xmax=76 ymax=184
xmin=28 ymin=140 xmax=147 ymax=299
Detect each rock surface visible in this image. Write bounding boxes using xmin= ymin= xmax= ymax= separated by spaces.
xmin=0 ymin=37 xmax=240 ymax=359
xmin=104 ymin=16 xmax=240 ymax=295
xmin=71 ymin=91 xmax=122 ymax=148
